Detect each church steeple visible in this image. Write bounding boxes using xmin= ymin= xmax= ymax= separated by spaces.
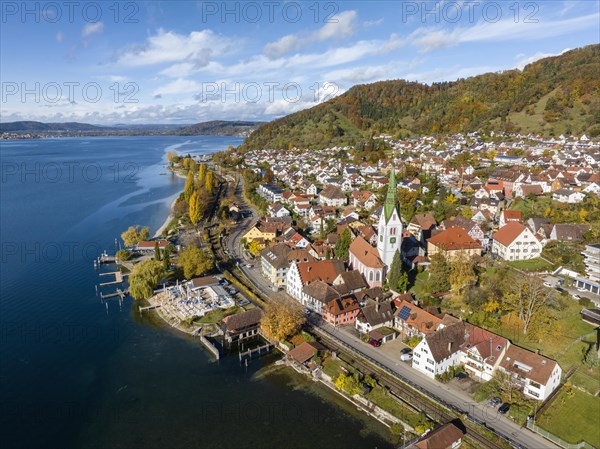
xmin=383 ymin=168 xmax=398 ymax=223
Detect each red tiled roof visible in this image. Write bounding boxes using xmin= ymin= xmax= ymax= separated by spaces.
xmin=427 ymin=228 xmax=482 ymax=251
xmin=493 ymin=222 xmax=526 ymax=246
xmin=349 ymin=236 xmax=385 ymax=268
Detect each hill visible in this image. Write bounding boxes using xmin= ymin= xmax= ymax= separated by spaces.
xmin=173 ymin=120 xmax=263 ymax=136
xmin=0 ymin=121 xmax=104 ymax=132
xmin=242 ymin=45 xmax=600 ymax=150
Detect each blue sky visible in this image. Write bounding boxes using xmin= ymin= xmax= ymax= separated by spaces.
xmin=1 ymin=0 xmax=599 ymax=124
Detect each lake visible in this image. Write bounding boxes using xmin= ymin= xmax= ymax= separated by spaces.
xmin=0 ymin=136 xmax=393 ymax=449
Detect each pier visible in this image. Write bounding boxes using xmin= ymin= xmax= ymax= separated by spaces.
xmin=98 ymin=271 xmax=126 ymax=286
xmin=100 ymin=288 xmax=128 ymax=299
xmin=238 ymin=341 xmax=276 ymax=362
xmin=138 ymin=304 xmax=161 ymax=313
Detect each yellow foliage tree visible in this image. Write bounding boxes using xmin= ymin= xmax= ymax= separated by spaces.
xmin=247 ymin=240 xmax=265 ymax=256
xmin=198 ymin=163 xmax=206 ymax=182
xmin=205 ymin=170 xmax=214 ymax=193
xmin=184 ymin=170 xmax=195 ymax=202
xmin=189 ymin=191 xmax=202 ymax=225
xmin=260 ymin=299 xmax=306 ymax=342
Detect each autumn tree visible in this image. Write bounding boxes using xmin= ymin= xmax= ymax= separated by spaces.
xmin=427 ymin=254 xmax=451 ymax=294
xmin=189 ymin=191 xmax=202 ymax=225
xmin=449 ymin=254 xmax=477 ymax=297
xmin=503 ymin=274 xmax=553 ymax=335
xmin=334 ymin=228 xmax=352 ymax=260
xmin=166 ymin=151 xmax=179 ymax=166
xmin=260 ymin=299 xmax=306 ymax=342
xmin=121 ymin=225 xmax=150 ymax=247
xmin=198 ymin=163 xmax=206 ymax=182
xmin=248 ymin=240 xmax=265 ymax=256
xmin=129 ymin=260 xmax=165 ymax=300
xmin=178 ymin=245 xmax=214 ymax=279
xmin=184 ymin=170 xmax=195 ymax=202
xmin=205 ymin=170 xmax=214 ymax=193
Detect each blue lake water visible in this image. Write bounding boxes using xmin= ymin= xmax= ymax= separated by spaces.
xmin=0 ymin=136 xmax=392 ymax=449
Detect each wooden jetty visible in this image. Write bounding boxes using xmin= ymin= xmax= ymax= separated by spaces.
xmin=138 ymin=304 xmax=161 ymax=313
xmin=98 ymin=271 xmax=125 ymax=286
xmin=100 ymin=288 xmax=128 ymax=300
xmin=238 ymin=341 xmax=275 ymax=362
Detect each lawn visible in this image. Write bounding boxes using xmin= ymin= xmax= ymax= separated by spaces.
xmin=322 ymin=357 xmax=350 ymax=379
xmin=508 ymin=258 xmax=554 ymax=272
xmin=536 ymin=388 xmax=600 ymax=448
xmin=571 ymin=367 xmax=600 ymax=395
xmin=366 ymin=386 xmax=430 ymax=430
xmin=489 ymin=298 xmax=597 ymax=373
xmin=195 ymin=305 xmax=242 ymax=324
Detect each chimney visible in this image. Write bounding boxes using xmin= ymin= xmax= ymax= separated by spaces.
xmin=448 ymin=341 xmax=452 ymax=352
xmin=376 ymin=302 xmax=380 ymax=312
xmin=307 ymin=266 xmax=311 ymax=272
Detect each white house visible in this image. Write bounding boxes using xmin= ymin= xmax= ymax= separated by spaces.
xmin=492 ymin=222 xmax=543 ymax=261
xmin=498 ymin=345 xmax=562 ymax=401
xmin=553 ymin=189 xmax=586 ymax=204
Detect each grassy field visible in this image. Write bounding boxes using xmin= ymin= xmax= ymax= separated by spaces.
xmin=508 ymin=258 xmax=554 ymax=272
xmin=537 ymin=388 xmax=600 ymax=448
xmin=366 ymin=386 xmax=431 ymax=430
xmin=196 ymin=305 xmax=242 ymax=324
xmin=489 ymin=298 xmax=597 ymax=373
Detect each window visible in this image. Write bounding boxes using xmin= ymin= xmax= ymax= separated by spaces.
xmin=376 ymin=271 xmax=381 ymax=282
xmin=369 ymin=271 xmax=374 ymax=281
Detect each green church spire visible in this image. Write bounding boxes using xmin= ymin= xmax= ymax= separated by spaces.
xmin=384 ymin=167 xmax=398 ymax=223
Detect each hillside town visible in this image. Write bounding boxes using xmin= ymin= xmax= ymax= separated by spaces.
xmin=211 ymin=131 xmax=600 ymax=446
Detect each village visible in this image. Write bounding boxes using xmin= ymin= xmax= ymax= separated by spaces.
xmin=102 ymin=131 xmax=600 ymax=449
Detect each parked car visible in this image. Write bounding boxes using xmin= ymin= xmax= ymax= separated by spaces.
xmin=368 ymin=339 xmax=381 ymax=348
xmin=246 ymin=264 xmax=253 ymax=268
xmin=489 ymin=397 xmax=502 ymax=407
xmin=573 ymin=294 xmax=582 ymax=300
xmin=454 ymin=372 xmax=468 ymax=380
xmin=238 ymin=299 xmax=250 ymax=306
xmin=400 ymin=352 xmax=413 ymax=362
xmin=555 ymin=287 xmax=564 ymax=293
xmin=577 ymin=287 xmax=587 ymax=292
xmin=543 ymin=282 xmax=553 ymax=288
xmin=498 ymin=403 xmax=510 ymax=414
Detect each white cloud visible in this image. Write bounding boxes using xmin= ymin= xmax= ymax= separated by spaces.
xmin=264 ymin=10 xmax=358 ymax=58
xmin=116 ymin=29 xmax=234 ymax=67
xmin=82 ymin=22 xmax=104 ymax=37
xmin=514 ymin=48 xmax=572 ymax=70
xmin=409 ymin=13 xmax=599 ymax=52
xmin=55 ymin=32 xmax=64 ymax=43
xmin=364 ymin=18 xmax=384 ymax=27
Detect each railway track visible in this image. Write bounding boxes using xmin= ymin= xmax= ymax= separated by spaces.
xmin=311 ymin=324 xmax=521 ymax=449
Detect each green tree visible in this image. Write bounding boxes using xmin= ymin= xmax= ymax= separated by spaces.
xmin=129 ymin=260 xmax=165 ymax=300
xmin=121 ymin=225 xmax=150 ymax=247
xmin=115 ymin=249 xmax=131 ymax=261
xmin=184 ymin=170 xmax=195 ymax=202
xmin=189 ymin=191 xmax=202 ymax=225
xmin=178 ymin=245 xmax=214 ymax=279
xmin=162 ymin=245 xmax=171 ymax=271
xmin=388 ymin=250 xmax=403 ymax=292
xmin=154 ymin=241 xmax=161 ymax=261
xmin=427 ymin=254 xmax=451 ymax=294
xmin=334 ymin=228 xmax=352 ymax=259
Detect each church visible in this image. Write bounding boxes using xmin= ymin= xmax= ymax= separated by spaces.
xmin=377 ymin=168 xmax=403 ymax=268
xmin=349 ymin=168 xmax=403 ymax=287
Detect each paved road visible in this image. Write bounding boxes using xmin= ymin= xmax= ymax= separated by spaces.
xmin=310 ymin=316 xmax=560 ymax=449
xmin=221 ymin=172 xmax=560 ymax=449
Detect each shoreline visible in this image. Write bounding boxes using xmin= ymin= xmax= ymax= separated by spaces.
xmin=152 ymin=167 xmax=187 ymax=238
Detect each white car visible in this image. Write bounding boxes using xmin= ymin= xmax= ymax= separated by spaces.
xmin=573 ymin=294 xmax=582 ymax=300
xmin=543 ymin=282 xmax=553 ymax=288
xmin=400 ymin=353 xmax=413 ymax=362
xmin=577 ymin=287 xmax=587 ymax=292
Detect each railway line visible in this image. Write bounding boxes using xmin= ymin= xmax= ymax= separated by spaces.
xmin=311 ymin=324 xmax=522 ymax=449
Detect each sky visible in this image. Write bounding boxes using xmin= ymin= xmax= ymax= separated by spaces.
xmin=1 ymin=0 xmax=599 ymax=124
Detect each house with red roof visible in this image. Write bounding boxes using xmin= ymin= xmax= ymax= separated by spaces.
xmin=492 ymin=222 xmax=543 ymax=261
xmin=426 ymin=228 xmax=482 ymax=261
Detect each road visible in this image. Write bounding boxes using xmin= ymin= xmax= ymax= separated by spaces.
xmin=220 ymin=172 xmax=560 ymax=449
xmin=308 ymin=316 xmax=560 ymax=449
